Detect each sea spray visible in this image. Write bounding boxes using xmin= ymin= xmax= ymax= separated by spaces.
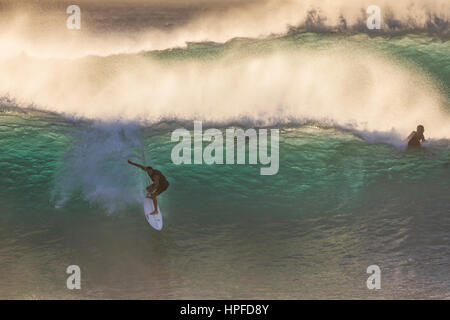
xmin=51 ymin=122 xmax=145 ymax=213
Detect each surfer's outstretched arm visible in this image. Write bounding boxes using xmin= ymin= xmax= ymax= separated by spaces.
xmin=128 ymin=160 xmax=146 ymax=171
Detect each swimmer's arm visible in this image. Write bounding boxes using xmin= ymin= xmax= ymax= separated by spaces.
xmin=407 ymin=131 xmax=416 ymax=141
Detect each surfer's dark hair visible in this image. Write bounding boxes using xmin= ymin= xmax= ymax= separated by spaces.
xmin=146 ymin=166 xmax=153 ymax=171
xmin=417 ymin=125 xmax=424 ymax=131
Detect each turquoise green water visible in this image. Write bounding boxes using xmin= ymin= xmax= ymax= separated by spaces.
xmin=0 ymin=33 xmax=449 ymax=299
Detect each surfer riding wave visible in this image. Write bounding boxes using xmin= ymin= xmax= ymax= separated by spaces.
xmin=128 ymin=160 xmax=169 ymax=215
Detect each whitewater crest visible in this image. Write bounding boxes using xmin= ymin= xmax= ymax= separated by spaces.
xmin=0 ymin=45 xmax=449 ymax=140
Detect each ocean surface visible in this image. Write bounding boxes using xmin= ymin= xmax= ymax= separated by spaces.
xmin=0 ymin=31 xmax=449 ymax=299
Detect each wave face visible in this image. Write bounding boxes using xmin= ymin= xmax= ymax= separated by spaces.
xmin=1 ymin=3 xmax=450 ymax=299
xmin=1 ymin=108 xmax=449 ymax=299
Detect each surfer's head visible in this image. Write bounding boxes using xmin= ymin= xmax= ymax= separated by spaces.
xmin=146 ymin=166 xmax=153 ymax=174
xmin=417 ymin=125 xmax=424 ymax=133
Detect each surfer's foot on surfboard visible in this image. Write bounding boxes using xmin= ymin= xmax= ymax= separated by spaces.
xmin=150 ymin=210 xmax=158 ymax=215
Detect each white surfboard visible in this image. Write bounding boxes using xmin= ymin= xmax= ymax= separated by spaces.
xmin=144 ymin=196 xmax=163 ymax=231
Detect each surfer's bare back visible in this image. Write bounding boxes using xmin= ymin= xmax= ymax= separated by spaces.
xmin=128 ymin=160 xmax=170 ymax=215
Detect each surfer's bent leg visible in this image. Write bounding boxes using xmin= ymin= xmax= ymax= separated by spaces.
xmin=149 ymin=182 xmax=169 ymax=215
xmin=150 ymin=195 xmax=158 ymax=215
xmin=146 ymin=184 xmax=156 ymax=197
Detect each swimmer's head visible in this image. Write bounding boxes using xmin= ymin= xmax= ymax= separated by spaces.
xmin=417 ymin=125 xmax=424 ymax=133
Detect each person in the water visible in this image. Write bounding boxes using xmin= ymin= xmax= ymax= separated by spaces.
xmin=128 ymin=160 xmax=169 ymax=215
xmin=407 ymin=125 xmax=426 ymax=148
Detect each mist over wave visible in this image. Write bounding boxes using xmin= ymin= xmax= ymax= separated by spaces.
xmin=0 ymin=0 xmax=448 ymax=59
xmin=1 ymin=44 xmax=449 ymax=144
